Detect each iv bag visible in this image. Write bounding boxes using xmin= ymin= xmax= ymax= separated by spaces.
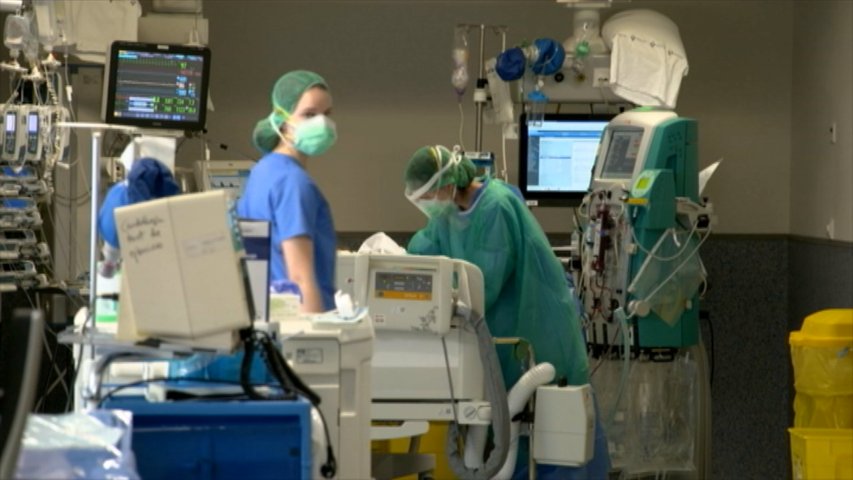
xmin=452 ymin=25 xmax=470 ymax=96
xmin=4 ymin=14 xmax=35 ymax=51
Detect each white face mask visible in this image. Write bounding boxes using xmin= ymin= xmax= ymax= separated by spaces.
xmin=269 ymin=114 xmax=338 ymax=156
xmin=413 ymin=186 xmax=457 ymax=219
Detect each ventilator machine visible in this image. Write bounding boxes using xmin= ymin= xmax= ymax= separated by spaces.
xmin=331 ymin=252 xmax=595 ymax=479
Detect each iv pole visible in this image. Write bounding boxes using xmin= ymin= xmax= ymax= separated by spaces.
xmin=456 ymin=24 xmax=507 ymax=152
xmin=57 ymin=122 xmax=139 ymax=335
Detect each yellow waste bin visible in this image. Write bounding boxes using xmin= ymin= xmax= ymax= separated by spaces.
xmin=789 ymin=428 xmax=853 ymax=480
xmin=372 ymin=422 xmax=455 ymax=480
xmin=789 ymin=309 xmax=853 ymax=428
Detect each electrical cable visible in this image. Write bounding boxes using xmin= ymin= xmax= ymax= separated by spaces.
xmin=35 ymin=323 xmax=71 ymax=411
xmin=43 ymin=201 xmax=83 ymax=283
xmin=244 ymin=330 xmax=335 ymax=477
xmin=208 ymin=137 xmax=256 ymax=162
xmin=441 ymin=336 xmax=461 ymax=426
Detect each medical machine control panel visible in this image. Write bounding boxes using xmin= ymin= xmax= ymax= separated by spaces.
xmin=374 ymin=272 xmax=433 ymax=301
xmin=3 ymin=109 xmax=18 ymax=160
xmin=337 ymin=253 xmax=485 ymax=336
xmin=25 ymin=109 xmax=41 ymax=160
xmin=194 ymin=160 xmax=254 ymax=195
xmin=368 ymin=261 xmax=451 ymax=334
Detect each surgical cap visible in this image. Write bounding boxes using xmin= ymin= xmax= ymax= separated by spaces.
xmin=404 ymin=145 xmax=477 ymax=195
xmin=252 ymin=70 xmax=329 ymax=154
xmin=98 ymin=158 xmax=180 ymax=248
xmin=127 ymin=157 xmax=180 ymax=203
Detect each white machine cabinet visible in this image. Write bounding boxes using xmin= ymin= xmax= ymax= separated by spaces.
xmin=279 ymin=316 xmax=374 ymax=480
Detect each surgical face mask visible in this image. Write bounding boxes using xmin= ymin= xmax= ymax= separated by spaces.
xmin=271 ymin=114 xmax=337 ymax=156
xmin=413 ymin=186 xmax=457 ymax=219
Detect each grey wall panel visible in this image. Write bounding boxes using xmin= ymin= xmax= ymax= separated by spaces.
xmin=788 ymin=237 xmax=853 ymax=330
xmin=700 ymin=237 xmax=790 ymax=479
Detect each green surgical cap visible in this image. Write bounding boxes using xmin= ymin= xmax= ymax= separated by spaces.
xmin=404 ymin=145 xmax=477 ymax=193
xmin=252 ymin=70 xmax=329 ymax=154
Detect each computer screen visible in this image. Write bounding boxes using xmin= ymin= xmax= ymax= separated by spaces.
xmin=518 ymin=113 xmax=613 ymax=206
xmin=102 ymin=41 xmax=211 ymax=131
xmin=601 ymin=128 xmax=644 ymax=179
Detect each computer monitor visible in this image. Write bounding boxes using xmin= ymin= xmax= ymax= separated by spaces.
xmin=102 ymin=41 xmax=211 ymax=132
xmin=518 ymin=113 xmax=613 ymax=206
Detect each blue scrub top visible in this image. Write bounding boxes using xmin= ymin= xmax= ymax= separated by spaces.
xmin=237 ymin=152 xmax=337 ymax=310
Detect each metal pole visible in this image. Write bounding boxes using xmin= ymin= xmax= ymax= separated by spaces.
xmin=68 ymin=132 xmax=77 ymax=281
xmin=474 ymin=24 xmax=486 ymax=151
xmin=88 ymin=131 xmax=101 ymax=331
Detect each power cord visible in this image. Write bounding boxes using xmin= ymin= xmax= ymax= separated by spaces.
xmin=243 ymin=329 xmax=336 ymax=478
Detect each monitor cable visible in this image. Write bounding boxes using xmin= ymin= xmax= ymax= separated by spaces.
xmin=240 ymin=329 xmax=336 ymax=478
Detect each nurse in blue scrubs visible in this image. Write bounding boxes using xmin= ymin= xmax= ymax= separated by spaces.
xmin=237 ymin=70 xmax=338 ymax=312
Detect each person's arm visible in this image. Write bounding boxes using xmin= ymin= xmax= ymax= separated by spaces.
xmin=407 ymin=221 xmax=442 ymax=255
xmin=282 ymin=235 xmax=324 ymax=313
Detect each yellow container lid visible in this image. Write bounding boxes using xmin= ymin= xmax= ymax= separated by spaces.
xmin=790 ymin=309 xmax=853 ymax=347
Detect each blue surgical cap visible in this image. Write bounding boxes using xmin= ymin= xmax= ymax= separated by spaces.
xmin=97 ymin=158 xmax=180 ymax=248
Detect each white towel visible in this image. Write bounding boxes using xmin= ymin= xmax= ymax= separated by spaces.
xmin=357 ymin=232 xmax=406 ymax=255
xmin=68 ymin=0 xmax=142 ymax=63
xmin=609 ymin=32 xmax=688 ymax=109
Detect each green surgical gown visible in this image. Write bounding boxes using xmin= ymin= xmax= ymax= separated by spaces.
xmin=408 ymin=179 xmax=589 ymax=387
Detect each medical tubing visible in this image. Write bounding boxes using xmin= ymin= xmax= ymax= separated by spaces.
xmin=633 ymin=227 xmax=711 ymax=312
xmin=446 ymin=306 xmax=510 ymax=480
xmin=458 ymin=101 xmax=467 ymax=151
xmin=500 ymin=130 xmax=508 ymax=181
xmin=492 ymin=362 xmax=556 ymax=480
xmin=606 ymin=308 xmax=633 ymax=432
xmin=627 ymin=222 xmax=696 ymax=295
xmin=464 ymin=425 xmax=488 ymax=469
xmin=631 ymin=218 xmax=700 ymax=262
xmin=45 ymin=70 xmax=60 ymax=106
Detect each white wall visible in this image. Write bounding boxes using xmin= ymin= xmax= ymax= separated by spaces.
xmin=199 ymin=0 xmax=794 ymax=234
xmin=791 ymin=0 xmax=853 ymax=242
